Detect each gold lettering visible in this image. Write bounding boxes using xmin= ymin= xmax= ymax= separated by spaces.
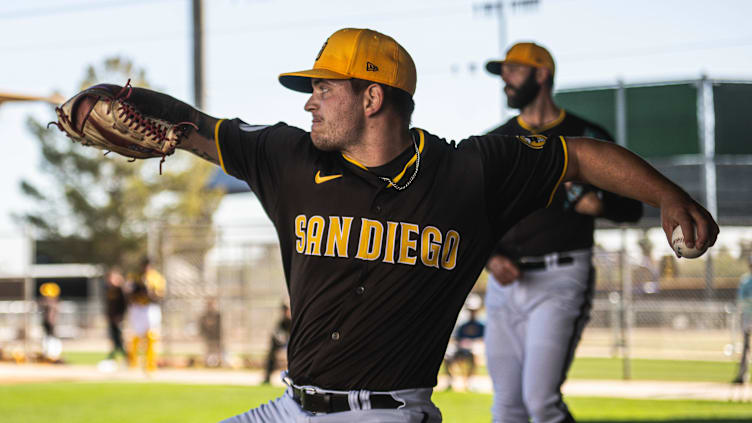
xmin=441 ymin=230 xmax=460 ymax=270
xmin=294 ymin=215 xmax=306 ymax=254
xmin=356 ymin=218 xmax=384 ymax=261
xmin=420 ymin=226 xmax=442 ymax=269
xmin=398 ymin=223 xmax=419 ymax=265
xmin=305 ymin=215 xmax=326 ymax=256
xmin=382 ymin=221 xmax=399 ymax=264
xmin=324 ymin=216 xmax=353 ymax=258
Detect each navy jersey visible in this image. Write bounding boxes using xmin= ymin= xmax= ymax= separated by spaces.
xmin=216 ymin=120 xmax=566 ymax=390
xmin=455 ymin=319 xmax=485 ymax=341
xmin=489 ymin=111 xmax=642 ymax=258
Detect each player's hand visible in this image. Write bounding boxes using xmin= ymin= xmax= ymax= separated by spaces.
xmin=573 ymin=191 xmax=604 ymax=216
xmin=486 ymin=254 xmax=520 ymax=286
xmin=658 ymin=192 xmax=719 ymax=253
xmin=564 ymin=182 xmax=603 ymax=216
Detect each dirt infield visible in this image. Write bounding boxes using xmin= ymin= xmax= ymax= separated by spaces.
xmin=1 ymin=362 xmax=746 ymax=401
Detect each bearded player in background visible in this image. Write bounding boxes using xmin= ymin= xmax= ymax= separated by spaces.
xmin=483 ymin=42 xmax=643 ymax=423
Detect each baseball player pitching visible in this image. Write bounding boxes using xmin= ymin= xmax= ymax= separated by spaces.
xmin=50 ymin=27 xmax=718 ymax=422
xmin=483 ymin=42 xmax=643 ymax=423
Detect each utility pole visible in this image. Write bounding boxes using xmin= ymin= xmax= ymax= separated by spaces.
xmin=192 ymin=0 xmax=205 ymax=110
xmin=474 ymin=0 xmax=540 ymax=122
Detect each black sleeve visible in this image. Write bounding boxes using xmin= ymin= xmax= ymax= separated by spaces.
xmin=467 ymin=134 xmax=567 ymax=238
xmin=216 ymin=119 xmax=309 ymax=214
xmin=579 ymin=123 xmax=643 ymax=223
xmin=600 ymin=191 xmax=644 ymax=223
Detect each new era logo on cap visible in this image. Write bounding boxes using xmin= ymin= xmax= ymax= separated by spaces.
xmin=366 ymin=62 xmax=379 ymax=72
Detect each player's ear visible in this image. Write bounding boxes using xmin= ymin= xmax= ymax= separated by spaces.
xmin=536 ymin=68 xmax=552 ymax=87
xmin=535 ymin=68 xmax=553 ymax=89
xmin=363 ymin=83 xmax=385 ymax=117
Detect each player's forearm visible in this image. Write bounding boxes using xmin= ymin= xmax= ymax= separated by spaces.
xmin=178 ymin=120 xmax=220 ymax=165
xmin=128 ymin=87 xmax=220 ymax=165
xmin=564 ymin=137 xmax=690 ymax=209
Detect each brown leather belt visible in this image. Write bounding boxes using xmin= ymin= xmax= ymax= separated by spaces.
xmin=291 ymin=386 xmax=402 ymax=413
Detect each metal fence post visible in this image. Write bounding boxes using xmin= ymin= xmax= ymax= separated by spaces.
xmin=620 ymin=228 xmax=632 ymax=380
xmin=697 ymin=75 xmax=717 ymax=307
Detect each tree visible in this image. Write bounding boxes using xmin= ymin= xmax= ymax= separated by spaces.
xmin=18 ymin=57 xmax=225 ymax=269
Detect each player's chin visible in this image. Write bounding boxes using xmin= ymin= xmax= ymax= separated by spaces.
xmin=310 ymin=133 xmax=337 ymax=151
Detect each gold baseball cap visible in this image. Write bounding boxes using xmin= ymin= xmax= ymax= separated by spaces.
xmin=279 ymin=28 xmax=417 ymax=96
xmin=40 ymin=282 xmax=60 ymax=298
xmin=486 ymin=42 xmax=555 ymax=76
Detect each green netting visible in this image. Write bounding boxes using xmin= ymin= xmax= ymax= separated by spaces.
xmin=713 ymin=83 xmax=752 ymax=154
xmin=625 ymin=84 xmax=699 ymax=157
xmin=554 ymin=89 xmax=617 ymax=138
xmin=555 ymin=84 xmax=700 ymax=157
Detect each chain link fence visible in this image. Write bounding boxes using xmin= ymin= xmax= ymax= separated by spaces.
xmin=1 ymin=226 xmax=750 ymax=369
xmin=155 ymin=223 xmax=288 ymax=366
xmin=583 ymin=246 xmax=742 ymax=363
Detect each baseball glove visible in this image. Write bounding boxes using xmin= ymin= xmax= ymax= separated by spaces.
xmin=48 ymin=80 xmax=196 ymax=171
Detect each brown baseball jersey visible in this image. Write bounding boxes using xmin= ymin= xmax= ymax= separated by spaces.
xmin=215 ymin=120 xmax=566 ymax=390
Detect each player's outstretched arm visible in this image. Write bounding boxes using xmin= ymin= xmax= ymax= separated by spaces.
xmin=126 ymin=87 xmax=221 ymax=165
xmin=50 ymin=82 xmax=221 ymax=166
xmin=563 ymin=137 xmax=719 ymax=251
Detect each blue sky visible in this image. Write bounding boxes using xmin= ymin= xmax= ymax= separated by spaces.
xmin=2 ymin=0 xmax=752 ymax=236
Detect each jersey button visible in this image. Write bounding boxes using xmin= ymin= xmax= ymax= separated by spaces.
xmin=355 ymin=286 xmax=365 ymax=295
xmin=331 ymin=331 xmax=341 ymax=341
xmin=374 ymin=205 xmax=382 ymax=214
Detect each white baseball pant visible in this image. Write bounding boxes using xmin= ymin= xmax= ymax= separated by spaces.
xmin=484 ymin=249 xmax=593 ymax=423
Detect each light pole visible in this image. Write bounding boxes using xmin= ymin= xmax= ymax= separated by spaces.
xmin=474 ymin=0 xmax=540 ymax=122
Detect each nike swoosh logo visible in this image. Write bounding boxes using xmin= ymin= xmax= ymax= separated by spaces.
xmin=315 ymin=171 xmax=343 ymax=184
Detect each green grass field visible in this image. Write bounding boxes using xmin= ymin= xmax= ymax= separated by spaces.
xmin=62 ymin=352 xmax=741 ymax=383
xmin=567 ymin=357 xmax=739 ymax=383
xmin=1 ymin=382 xmax=752 ymax=423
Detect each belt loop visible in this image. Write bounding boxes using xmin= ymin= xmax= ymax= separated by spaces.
xmin=359 ymin=390 xmax=372 ymax=410
xmin=348 ymin=390 xmax=360 ymax=410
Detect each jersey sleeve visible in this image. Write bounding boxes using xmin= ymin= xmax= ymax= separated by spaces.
xmin=469 ymin=134 xmax=568 ymax=237
xmin=214 ymin=119 xmax=309 ymax=212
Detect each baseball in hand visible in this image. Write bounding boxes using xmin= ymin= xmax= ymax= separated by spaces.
xmin=671 ymin=226 xmax=707 ymax=259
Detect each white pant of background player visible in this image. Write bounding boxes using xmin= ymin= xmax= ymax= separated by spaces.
xmin=221 ymin=373 xmax=442 ymax=422
xmin=485 ymin=249 xmax=594 ymax=423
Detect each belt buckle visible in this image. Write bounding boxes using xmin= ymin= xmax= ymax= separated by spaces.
xmin=299 ymin=387 xmax=316 ymax=411
xmin=518 ymin=257 xmax=533 ymax=264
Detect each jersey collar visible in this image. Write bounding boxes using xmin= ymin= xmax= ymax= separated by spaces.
xmin=516 ymin=109 xmax=566 ymax=134
xmin=341 ymin=128 xmax=425 ymax=189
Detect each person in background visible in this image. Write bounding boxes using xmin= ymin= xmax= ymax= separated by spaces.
xmin=262 ymin=303 xmax=292 ymax=384
xmin=39 ymin=282 xmax=62 ymax=363
xmin=733 ymin=255 xmax=752 ymax=384
xmin=127 ymin=257 xmax=165 ymax=372
xmin=444 ymin=294 xmax=485 ymax=391
xmin=105 ymin=267 xmax=128 ymax=361
xmin=199 ymin=298 xmax=223 ymax=367
xmin=483 ymin=41 xmax=643 ymax=423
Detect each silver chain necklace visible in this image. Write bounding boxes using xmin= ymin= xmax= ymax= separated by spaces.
xmin=378 ymin=133 xmax=420 ymax=191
